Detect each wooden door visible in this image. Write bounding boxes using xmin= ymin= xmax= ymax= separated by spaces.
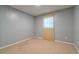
xmin=42 ymin=16 xmax=54 ymax=41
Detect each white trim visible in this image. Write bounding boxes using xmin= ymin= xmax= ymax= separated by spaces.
xmin=72 ymin=44 xmax=79 ymax=53
xmin=36 ymin=36 xmax=44 ymax=39
xmin=55 ymin=40 xmax=74 ymax=45
xmin=55 ymin=40 xmax=79 ymax=53
xmin=0 ymin=36 xmax=35 ymax=49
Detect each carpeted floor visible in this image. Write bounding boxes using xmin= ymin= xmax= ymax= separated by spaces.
xmin=0 ymin=38 xmax=78 ymax=54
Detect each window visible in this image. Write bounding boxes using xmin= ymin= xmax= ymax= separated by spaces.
xmin=43 ymin=16 xmax=54 ymax=28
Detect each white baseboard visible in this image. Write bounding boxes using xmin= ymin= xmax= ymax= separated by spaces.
xmin=55 ymin=40 xmax=79 ymax=53
xmin=72 ymin=44 xmax=79 ymax=53
xmin=35 ymin=36 xmax=44 ymax=39
xmin=55 ymin=40 xmax=74 ymax=45
xmin=0 ymin=36 xmax=35 ymax=50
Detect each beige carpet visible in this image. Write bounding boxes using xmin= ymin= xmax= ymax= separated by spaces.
xmin=0 ymin=38 xmax=78 ymax=54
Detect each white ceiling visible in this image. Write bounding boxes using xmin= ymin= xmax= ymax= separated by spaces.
xmin=10 ymin=5 xmax=74 ymax=16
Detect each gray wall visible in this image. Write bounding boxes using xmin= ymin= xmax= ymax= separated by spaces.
xmin=35 ymin=8 xmax=74 ymax=43
xmin=55 ymin=8 xmax=74 ymax=43
xmin=0 ymin=6 xmax=35 ymax=47
xmin=0 ymin=5 xmax=76 ymax=48
xmin=35 ymin=16 xmax=43 ymax=36
xmin=73 ymin=6 xmax=79 ymax=47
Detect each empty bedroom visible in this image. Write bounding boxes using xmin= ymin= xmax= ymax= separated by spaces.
xmin=0 ymin=5 xmax=79 ymax=54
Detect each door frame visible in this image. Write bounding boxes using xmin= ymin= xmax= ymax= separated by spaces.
xmin=42 ymin=15 xmax=55 ymax=41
